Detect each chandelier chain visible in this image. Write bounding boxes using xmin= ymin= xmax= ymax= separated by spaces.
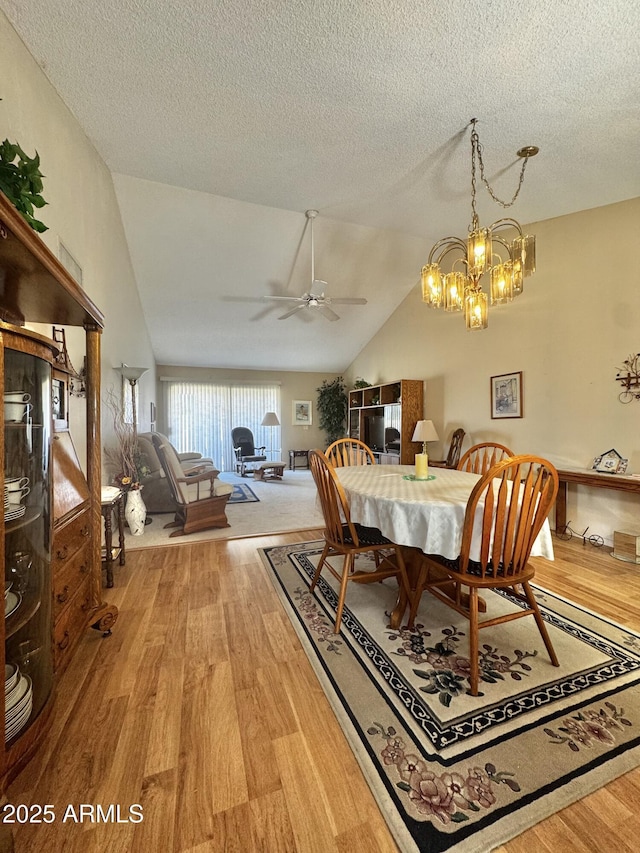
xmin=471 ymin=119 xmax=530 ymax=211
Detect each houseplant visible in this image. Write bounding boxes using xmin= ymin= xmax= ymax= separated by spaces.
xmin=316 ymin=376 xmax=348 ymax=446
xmin=353 ymin=377 xmax=371 ymax=389
xmin=0 ymin=132 xmax=48 ymax=232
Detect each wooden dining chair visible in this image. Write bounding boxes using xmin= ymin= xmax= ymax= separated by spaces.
xmin=326 ymin=437 xmax=375 ymax=467
xmin=430 ymin=428 xmax=466 ymax=469
xmin=408 ymin=454 xmax=560 ymax=695
xmin=309 ymin=449 xmax=410 ymax=633
xmin=457 ymin=441 xmax=514 ymax=475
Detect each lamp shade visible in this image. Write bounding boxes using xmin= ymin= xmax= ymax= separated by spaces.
xmin=412 ymin=420 xmax=439 ymax=443
xmin=118 ymin=364 xmax=149 ymax=383
xmin=261 ymin=411 xmax=280 ymax=426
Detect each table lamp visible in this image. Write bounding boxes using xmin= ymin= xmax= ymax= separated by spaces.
xmin=411 ymin=420 xmax=439 ymax=480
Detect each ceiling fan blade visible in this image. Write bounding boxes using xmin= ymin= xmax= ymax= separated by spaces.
xmin=263 ymin=295 xmax=305 ymax=302
xmin=278 ymin=303 xmax=307 ymax=320
xmin=317 ymin=304 xmax=340 ymax=321
xmin=328 ymin=297 xmax=368 ymax=305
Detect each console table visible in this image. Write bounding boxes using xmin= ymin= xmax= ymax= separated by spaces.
xmin=555 ymin=468 xmax=640 ymax=531
xmin=289 ymin=449 xmax=309 ymax=470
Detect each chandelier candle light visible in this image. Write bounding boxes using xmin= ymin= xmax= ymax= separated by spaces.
xmin=421 ymin=118 xmax=538 ymax=330
xmin=412 ymin=419 xmax=439 ymax=480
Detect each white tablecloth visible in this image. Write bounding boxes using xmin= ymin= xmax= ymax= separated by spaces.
xmin=335 ymin=464 xmax=554 ymax=562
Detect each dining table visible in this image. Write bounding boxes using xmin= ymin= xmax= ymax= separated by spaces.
xmin=334 ymin=463 xmax=555 ymax=627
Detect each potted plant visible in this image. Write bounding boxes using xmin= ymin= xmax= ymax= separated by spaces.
xmin=353 ymin=377 xmax=371 ymax=389
xmin=316 ymin=376 xmax=348 ymax=446
xmin=0 ymin=132 xmax=48 ymax=232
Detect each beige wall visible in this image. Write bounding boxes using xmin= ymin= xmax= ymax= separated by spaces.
xmin=1 ymin=11 xmax=156 ymax=476
xmin=156 ymin=364 xmax=340 ymax=460
xmin=346 ymin=197 xmax=640 ymax=544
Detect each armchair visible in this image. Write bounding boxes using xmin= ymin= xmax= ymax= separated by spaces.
xmin=231 ymin=427 xmax=267 ymax=477
xmin=152 ymin=434 xmax=233 ymax=536
xmin=137 ymin=432 xmax=214 ymax=513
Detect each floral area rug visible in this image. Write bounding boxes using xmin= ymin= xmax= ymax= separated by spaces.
xmin=259 ymin=540 xmax=640 ymax=853
xmin=227 ymin=482 xmax=259 ymax=503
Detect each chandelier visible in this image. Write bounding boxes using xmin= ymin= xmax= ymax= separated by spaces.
xmin=421 ymin=118 xmax=538 ymax=330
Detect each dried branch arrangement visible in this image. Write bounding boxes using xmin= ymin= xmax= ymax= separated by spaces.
xmin=103 ymin=386 xmax=139 ymax=487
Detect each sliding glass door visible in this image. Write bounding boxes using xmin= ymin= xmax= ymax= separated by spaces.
xmin=164 ymin=381 xmax=280 ymax=471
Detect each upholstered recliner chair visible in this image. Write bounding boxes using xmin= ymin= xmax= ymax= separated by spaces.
xmin=137 ymin=432 xmax=214 ymax=513
xmin=152 ymin=434 xmax=233 ymax=536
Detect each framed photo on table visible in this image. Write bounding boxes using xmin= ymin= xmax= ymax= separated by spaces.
xmin=490 ymin=371 xmax=523 ymax=419
xmin=292 ymin=400 xmax=312 ymax=425
xmin=592 ymin=448 xmax=627 ymax=474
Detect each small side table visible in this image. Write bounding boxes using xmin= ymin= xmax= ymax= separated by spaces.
xmin=289 ymin=449 xmax=309 ymax=470
xmin=101 ymin=486 xmax=126 ymax=588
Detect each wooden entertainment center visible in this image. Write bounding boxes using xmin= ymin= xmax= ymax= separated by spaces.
xmin=348 ymin=379 xmax=423 ymax=465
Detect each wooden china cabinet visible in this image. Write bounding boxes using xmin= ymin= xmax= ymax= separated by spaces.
xmin=0 ymin=193 xmax=117 ymax=794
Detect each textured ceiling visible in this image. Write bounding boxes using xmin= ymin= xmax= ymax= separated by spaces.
xmin=2 ymin=0 xmax=639 ymax=370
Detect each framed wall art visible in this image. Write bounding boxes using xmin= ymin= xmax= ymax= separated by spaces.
xmin=490 ymin=371 xmax=523 ymax=419
xmin=292 ymin=400 xmax=312 ymax=425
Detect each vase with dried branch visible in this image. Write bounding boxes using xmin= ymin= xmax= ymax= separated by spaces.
xmin=103 ymin=386 xmax=147 ymax=490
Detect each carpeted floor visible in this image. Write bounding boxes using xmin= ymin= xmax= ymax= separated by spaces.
xmin=260 ymin=539 xmax=640 ymax=853
xmin=124 ymin=469 xmax=323 ymax=548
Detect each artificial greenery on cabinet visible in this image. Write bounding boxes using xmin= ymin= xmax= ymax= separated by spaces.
xmin=0 ymin=124 xmax=48 ymax=232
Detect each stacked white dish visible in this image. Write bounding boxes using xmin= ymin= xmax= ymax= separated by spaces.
xmin=5 ymin=664 xmax=32 ymax=742
xmin=4 ymin=391 xmax=32 ymax=423
xmin=4 ymin=477 xmax=29 ymax=522
xmin=4 ymin=504 xmax=26 ymax=522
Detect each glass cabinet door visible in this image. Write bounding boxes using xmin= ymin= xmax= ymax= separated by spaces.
xmin=4 ymin=347 xmax=53 ymax=746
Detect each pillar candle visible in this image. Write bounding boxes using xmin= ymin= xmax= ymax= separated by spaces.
xmin=415 ymin=453 xmax=429 ymax=480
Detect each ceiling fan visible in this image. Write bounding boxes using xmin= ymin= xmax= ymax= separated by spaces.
xmin=263 ymin=209 xmax=368 ymax=321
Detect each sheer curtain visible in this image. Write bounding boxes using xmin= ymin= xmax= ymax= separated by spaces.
xmin=163 ymin=381 xmax=281 ymax=472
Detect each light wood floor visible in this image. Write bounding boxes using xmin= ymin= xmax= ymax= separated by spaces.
xmin=6 ymin=532 xmax=640 ymax=852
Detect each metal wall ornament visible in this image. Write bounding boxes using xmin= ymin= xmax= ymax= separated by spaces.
xmin=616 ymin=353 xmax=640 ymax=403
xmin=421 ymin=118 xmax=538 ymax=330
xmin=70 ymin=356 xmax=87 ymax=398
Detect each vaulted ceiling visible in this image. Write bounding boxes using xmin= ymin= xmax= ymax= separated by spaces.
xmin=2 ymin=0 xmax=639 ymax=370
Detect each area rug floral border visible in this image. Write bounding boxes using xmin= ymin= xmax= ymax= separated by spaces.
xmin=260 ymin=540 xmax=640 ymax=853
xmin=227 ymin=482 xmax=259 ymax=503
